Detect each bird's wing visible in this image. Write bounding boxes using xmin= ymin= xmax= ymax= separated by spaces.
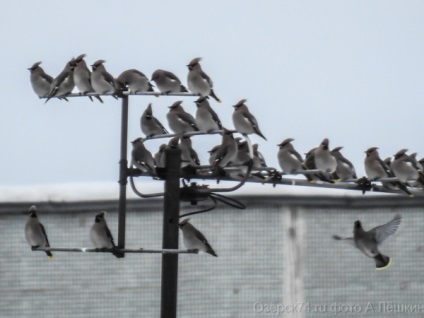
xmin=194 ymin=228 xmax=210 ymax=244
xmin=164 ymin=71 xmax=181 ymax=83
xmin=48 ymin=72 xmax=68 ymax=96
xmin=132 ymin=69 xmax=147 ymax=78
xmin=339 ymin=155 xmax=355 ymax=170
xmin=290 ymin=148 xmax=304 ymax=163
xmin=189 ymin=148 xmax=201 ymax=165
xmin=213 ymin=145 xmax=228 ymax=163
xmin=369 ymin=214 xmax=402 ymax=245
xmin=102 ymin=71 xmax=116 ymax=87
xmin=200 ymin=70 xmax=213 ymax=87
xmin=177 ymin=113 xmax=198 ymax=129
xmin=105 ymin=226 xmax=116 ymax=247
xmin=153 ymin=117 xmax=168 ymax=134
xmin=40 ymin=223 xmax=51 ymax=247
xmin=377 ymin=157 xmax=393 ymax=176
xmin=209 ymin=108 xmax=222 ymax=129
xmin=40 ymin=72 xmax=53 ymax=83
xmin=242 ymin=110 xmax=259 ymax=127
xmin=332 ymin=235 xmax=355 ymax=247
xmin=256 ymin=151 xmax=267 ymax=167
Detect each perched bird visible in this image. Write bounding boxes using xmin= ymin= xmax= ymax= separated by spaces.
xmin=333 ymin=214 xmax=402 ymax=269
xmin=151 ymin=69 xmax=188 ymax=94
xmin=166 ymin=101 xmax=199 ymax=134
xmin=141 ymin=103 xmax=168 ymax=137
xmin=25 ymin=205 xmax=53 ymax=258
xmin=187 ymin=57 xmax=221 ymax=102
xmin=90 ymin=60 xmax=116 ymax=95
xmin=232 ymin=99 xmax=267 ymax=140
xmin=73 ymin=54 xmax=103 ymax=103
xmin=364 ymin=147 xmax=392 ymax=180
xmin=409 ymin=152 xmax=423 ymax=172
xmin=90 ymin=212 xmax=123 ymax=258
xmin=304 ymin=147 xmax=317 ymax=171
xmin=154 ymin=144 xmax=167 ymax=168
xmin=277 ymin=138 xmax=313 ymax=182
xmin=330 ymin=146 xmax=357 ymax=181
xmin=116 ymin=69 xmax=154 ymax=94
xmin=130 ymin=137 xmax=156 ymax=176
xmin=211 ymin=129 xmax=238 ymax=168
xmin=383 ymin=157 xmax=392 ymax=168
xmin=45 ymin=58 xmax=76 ymax=103
xmin=364 ymin=147 xmax=412 ymax=195
xmin=391 ymin=149 xmax=424 ymax=187
xmin=195 ymin=96 xmax=222 ymax=132
xmin=252 ymin=144 xmax=267 ymax=168
xmin=179 ymin=218 xmax=217 ymax=257
xmin=179 ymin=136 xmax=200 ymax=167
xmin=28 ymin=61 xmax=63 ymax=99
xmin=208 ymin=144 xmax=221 ymax=166
xmin=314 ymin=138 xmax=337 ymax=175
xmin=233 ymin=138 xmax=251 ymax=166
xmin=304 ymin=147 xmax=334 ymax=183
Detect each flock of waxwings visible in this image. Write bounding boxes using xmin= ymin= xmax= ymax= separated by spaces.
xmin=27 ymin=55 xmax=416 ymax=268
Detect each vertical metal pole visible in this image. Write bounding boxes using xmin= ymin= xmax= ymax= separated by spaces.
xmin=117 ymin=95 xmax=129 ymax=255
xmin=160 ymin=147 xmax=181 ymax=318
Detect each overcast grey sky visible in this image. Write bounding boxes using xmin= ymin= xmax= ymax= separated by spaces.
xmin=1 ymin=1 xmax=424 ymax=186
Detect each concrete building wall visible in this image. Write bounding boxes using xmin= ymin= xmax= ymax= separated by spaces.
xmin=1 ymin=195 xmax=423 ymax=317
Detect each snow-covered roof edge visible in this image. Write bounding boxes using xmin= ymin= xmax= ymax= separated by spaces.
xmin=0 ymin=180 xmax=392 ymax=203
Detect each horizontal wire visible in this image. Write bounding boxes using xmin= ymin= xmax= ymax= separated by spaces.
xmin=33 ymin=247 xmax=198 ymax=254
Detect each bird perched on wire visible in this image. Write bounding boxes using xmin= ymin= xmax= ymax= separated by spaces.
xmin=179 ymin=218 xmax=217 ymax=257
xmin=314 ymin=138 xmax=337 ymax=177
xmin=166 ymin=101 xmax=199 ymax=134
xmin=277 ymin=138 xmax=313 ymax=182
xmin=179 ymin=136 xmax=201 ymax=167
xmin=116 ymin=69 xmax=154 ymax=94
xmin=409 ymin=152 xmax=423 ymax=173
xmin=130 ymin=137 xmax=156 ymax=176
xmin=364 ymin=147 xmax=412 ymax=196
xmin=187 ymin=57 xmax=221 ymax=102
xmin=211 ymin=129 xmax=238 ymax=168
xmin=208 ymin=144 xmax=221 ymax=166
xmin=252 ymin=144 xmax=267 ymax=169
xmin=232 ymin=99 xmax=267 ymax=140
xmin=25 ymin=205 xmax=53 ymax=258
xmin=90 ymin=212 xmax=123 ymax=258
xmin=333 ymin=214 xmax=402 ymax=270
xmin=151 ymin=69 xmax=188 ymax=94
xmin=28 ymin=61 xmax=66 ymax=100
xmin=141 ymin=103 xmax=168 ymax=137
xmin=154 ymin=144 xmax=167 ymax=168
xmin=304 ymin=147 xmax=334 ymax=183
xmin=45 ymin=58 xmax=76 ymax=103
xmin=195 ymin=96 xmax=222 ymax=132
xmin=330 ymin=146 xmax=357 ymax=181
xmin=232 ymin=138 xmax=251 ymax=166
xmin=90 ymin=60 xmax=117 ymax=96
xmin=391 ymin=149 xmax=424 ymax=188
xmin=73 ymin=54 xmax=103 ymax=103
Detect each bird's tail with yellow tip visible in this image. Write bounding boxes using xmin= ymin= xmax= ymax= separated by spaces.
xmin=375 ymin=253 xmax=390 ymax=270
